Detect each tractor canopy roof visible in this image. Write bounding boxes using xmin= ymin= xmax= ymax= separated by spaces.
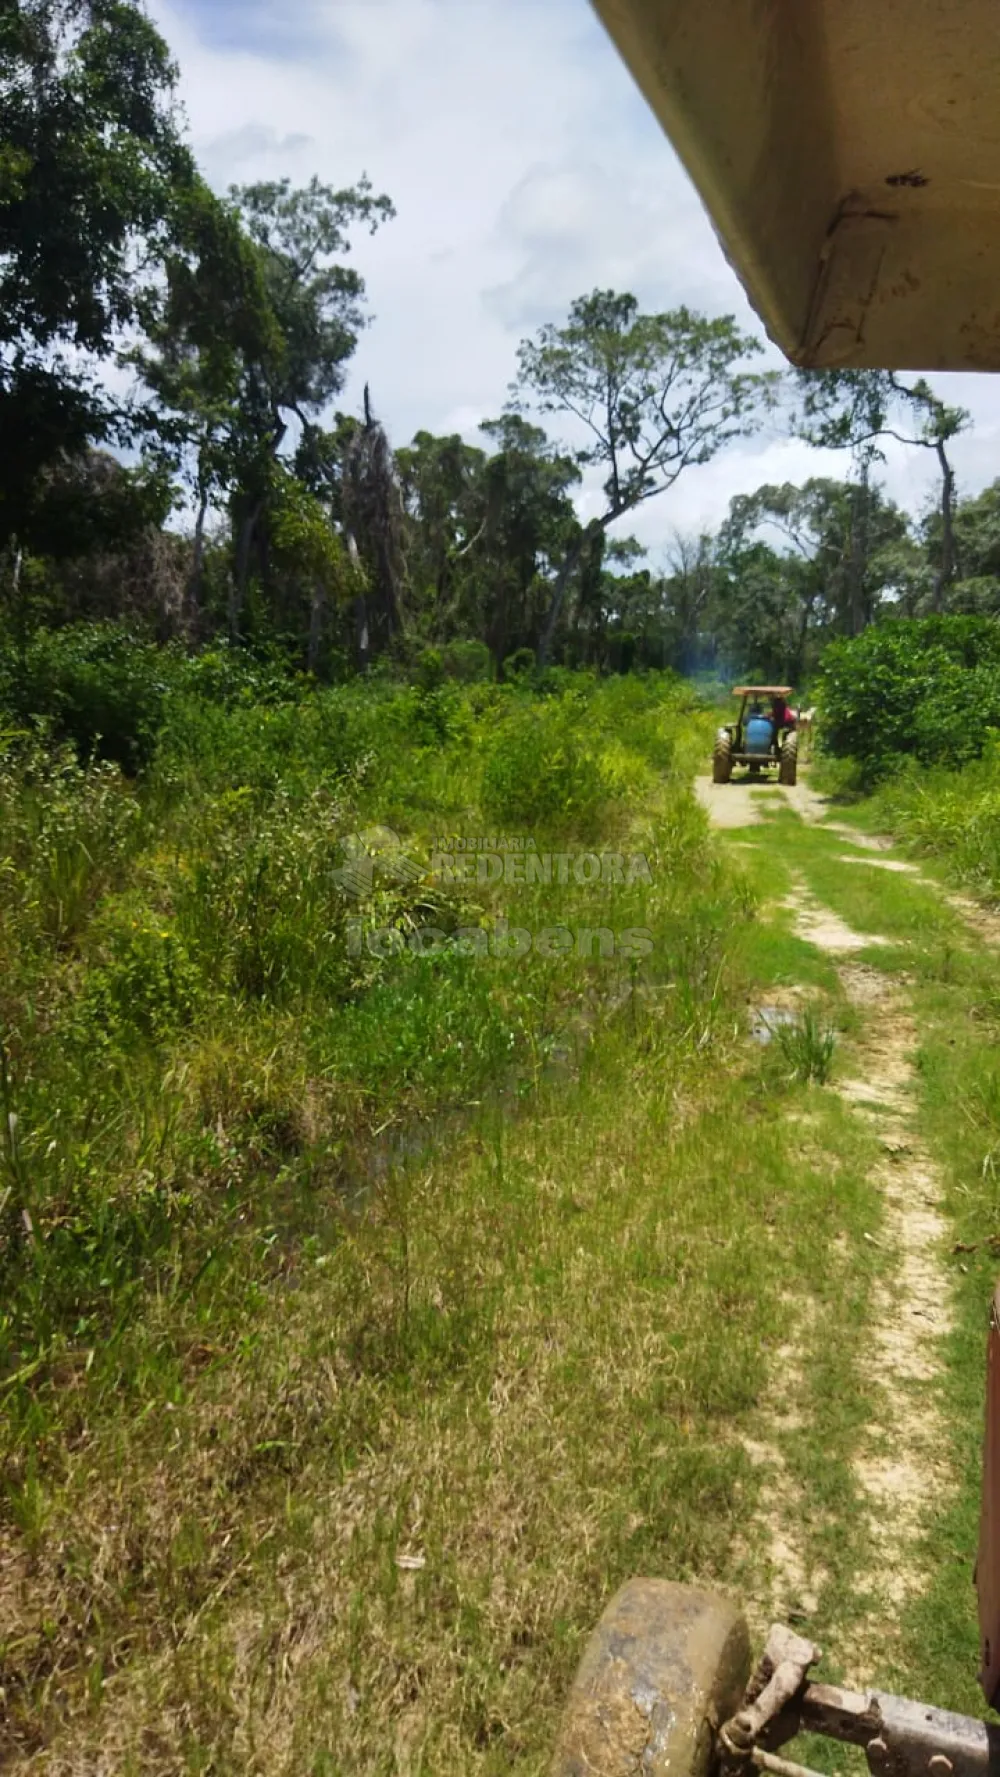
xmin=733 ymin=686 xmax=793 ymax=698
xmin=592 ymin=0 xmax=1000 ymax=372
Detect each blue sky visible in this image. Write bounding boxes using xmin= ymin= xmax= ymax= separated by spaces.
xmin=164 ymin=0 xmax=337 ymax=60
xmin=148 ymin=0 xmax=1000 ymax=557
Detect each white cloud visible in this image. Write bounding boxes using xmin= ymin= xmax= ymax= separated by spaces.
xmin=148 ymin=0 xmax=1000 ymax=548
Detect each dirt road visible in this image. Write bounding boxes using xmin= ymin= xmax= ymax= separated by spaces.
xmin=699 ymin=763 xmax=966 ymax=1681
xmin=694 ymin=771 xmax=832 ymax=828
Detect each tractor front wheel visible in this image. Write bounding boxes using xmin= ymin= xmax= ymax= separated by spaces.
xmin=779 ymin=732 xmax=799 ymax=786
xmin=712 ymin=730 xmax=733 ymax=784
xmin=551 ymin=1578 xmax=751 ymax=1777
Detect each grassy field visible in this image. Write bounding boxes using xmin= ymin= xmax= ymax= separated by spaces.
xmin=3 ymin=667 xmax=1000 ymax=1771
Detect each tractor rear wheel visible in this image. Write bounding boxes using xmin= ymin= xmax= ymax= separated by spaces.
xmin=779 ymin=732 xmax=798 ymax=786
xmin=551 ymin=1579 xmax=750 ymax=1777
xmin=712 ymin=730 xmax=733 ymax=784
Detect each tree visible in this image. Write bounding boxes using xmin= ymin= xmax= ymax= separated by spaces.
xmin=223 ymin=176 xmax=395 ymax=632
xmin=268 ymin=466 xmax=364 ymax=671
xmin=656 ymin=532 xmax=719 ymax=673
xmin=392 ymin=417 xmax=582 ymax=668
xmin=718 ymin=477 xmax=909 ymax=663
xmin=338 ymin=388 xmax=406 ymax=668
xmin=0 ymin=447 xmax=177 ymax=646
xmin=128 ymin=176 xmax=279 ymax=627
xmin=796 ymin=370 xmax=970 ymax=615
xmin=709 ymin=539 xmax=806 ymax=681
xmin=953 ymin=480 xmax=1000 ymax=583
xmin=394 ymin=428 xmax=491 ymax=626
xmin=476 ymin=416 xmax=581 ymax=669
xmin=0 ymin=0 xmax=195 ymax=553
xmin=510 ymin=291 xmax=774 ymax=666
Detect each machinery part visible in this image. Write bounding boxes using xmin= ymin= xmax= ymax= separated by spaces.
xmin=779 ymin=734 xmax=799 ymax=787
xmin=797 ymin=1683 xmax=1000 ymax=1777
xmin=551 ymin=1578 xmax=751 ymax=1777
xmin=591 ymin=0 xmax=1000 ymax=373
xmin=719 ymin=1651 xmax=1000 ymax=1777
xmin=720 ymin=1624 xmax=820 ymax=1775
xmin=745 ymin=714 xmax=776 ymax=756
xmin=713 ymin=730 xmax=734 ymax=784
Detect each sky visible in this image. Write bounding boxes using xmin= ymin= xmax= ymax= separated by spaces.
xmin=148 ymin=0 xmax=1000 ymax=562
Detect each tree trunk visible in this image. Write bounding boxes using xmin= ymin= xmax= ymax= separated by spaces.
xmin=354 ymin=595 xmax=370 ymax=672
xmin=846 ymin=470 xmax=870 ymax=636
xmin=307 ymin=577 xmax=326 ymax=675
xmin=537 ymin=520 xmax=603 ymax=670
xmin=346 ymin=532 xmax=369 ymax=673
xmin=7 ymin=540 xmax=28 ymax=665
xmin=187 ymin=488 xmax=209 ymax=634
xmin=934 ymin=437 xmax=956 ymax=613
xmin=488 ymin=576 xmax=510 ymax=679
xmin=230 ymin=500 xmax=262 ymax=642
xmin=793 ymin=589 xmax=818 ymax=685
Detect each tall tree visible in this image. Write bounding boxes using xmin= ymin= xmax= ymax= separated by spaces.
xmin=0 ymin=0 xmax=194 ymax=557
xmin=224 ymin=176 xmax=394 ymax=632
xmin=476 ymin=415 xmax=581 ymax=669
xmin=339 ymin=387 xmax=406 ymax=667
xmin=796 ymin=370 xmax=969 ymax=615
xmin=393 ymin=418 xmax=581 ymax=667
xmin=720 ymin=476 xmax=908 ymax=657
xmin=395 ymin=429 xmax=490 ymax=624
xmin=128 ymin=177 xmax=279 ymax=627
xmin=510 ymin=291 xmax=774 ymax=666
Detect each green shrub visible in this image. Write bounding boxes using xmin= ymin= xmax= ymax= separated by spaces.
xmin=817 ymin=616 xmax=1000 ymax=785
xmin=480 ymin=699 xmax=611 ymax=836
xmin=773 ymin=1007 xmax=837 ymax=1085
xmin=0 ymin=738 xmax=141 ymax=946
xmin=415 ymin=647 xmax=445 ymax=691
xmin=502 ymin=647 xmax=536 ymax=682
xmin=440 ymin=640 xmax=492 ymax=683
xmin=74 ymin=904 xmax=202 ymax=1047
xmin=0 ymin=624 xmax=178 ymax=773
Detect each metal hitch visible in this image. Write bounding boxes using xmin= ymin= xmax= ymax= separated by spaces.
xmin=719 ymin=1625 xmax=1000 ymax=1777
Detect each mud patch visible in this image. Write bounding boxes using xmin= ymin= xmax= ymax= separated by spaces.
xmin=749 ymin=1006 xmax=800 ymax=1046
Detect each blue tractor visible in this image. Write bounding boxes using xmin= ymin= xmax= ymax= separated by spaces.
xmin=713 ymin=686 xmax=799 ymax=787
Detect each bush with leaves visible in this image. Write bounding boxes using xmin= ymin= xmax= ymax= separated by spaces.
xmin=480 ymin=698 xmax=612 ymax=836
xmin=817 ymin=615 xmax=1000 ymax=784
xmin=440 ymin=640 xmax=492 ymax=683
xmin=0 ymin=623 xmax=178 ymax=772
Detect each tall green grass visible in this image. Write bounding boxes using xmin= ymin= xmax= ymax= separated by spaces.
xmin=0 ymin=668 xmax=710 ymax=1419
xmin=3 ymin=661 xmax=778 ymax=1762
xmin=871 ymin=741 xmax=1000 ymax=897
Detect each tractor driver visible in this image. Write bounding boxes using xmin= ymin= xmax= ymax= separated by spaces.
xmin=771 ymin=694 xmax=796 ymax=736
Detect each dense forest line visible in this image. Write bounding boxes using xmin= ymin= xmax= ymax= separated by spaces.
xmin=5 ymin=0 xmax=1000 ymax=691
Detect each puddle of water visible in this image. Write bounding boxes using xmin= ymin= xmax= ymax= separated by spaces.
xmin=750 ymin=1006 xmax=800 ymax=1046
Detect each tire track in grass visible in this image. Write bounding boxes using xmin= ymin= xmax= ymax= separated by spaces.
xmin=736 ymin=1295 xmax=825 ymax=1637
xmin=702 ymin=778 xmax=983 ymax=1684
xmin=779 ymin=889 xmax=954 ymax=1682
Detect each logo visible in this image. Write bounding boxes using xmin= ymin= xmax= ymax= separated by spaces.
xmin=332 ymin=827 xmax=424 ymax=900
